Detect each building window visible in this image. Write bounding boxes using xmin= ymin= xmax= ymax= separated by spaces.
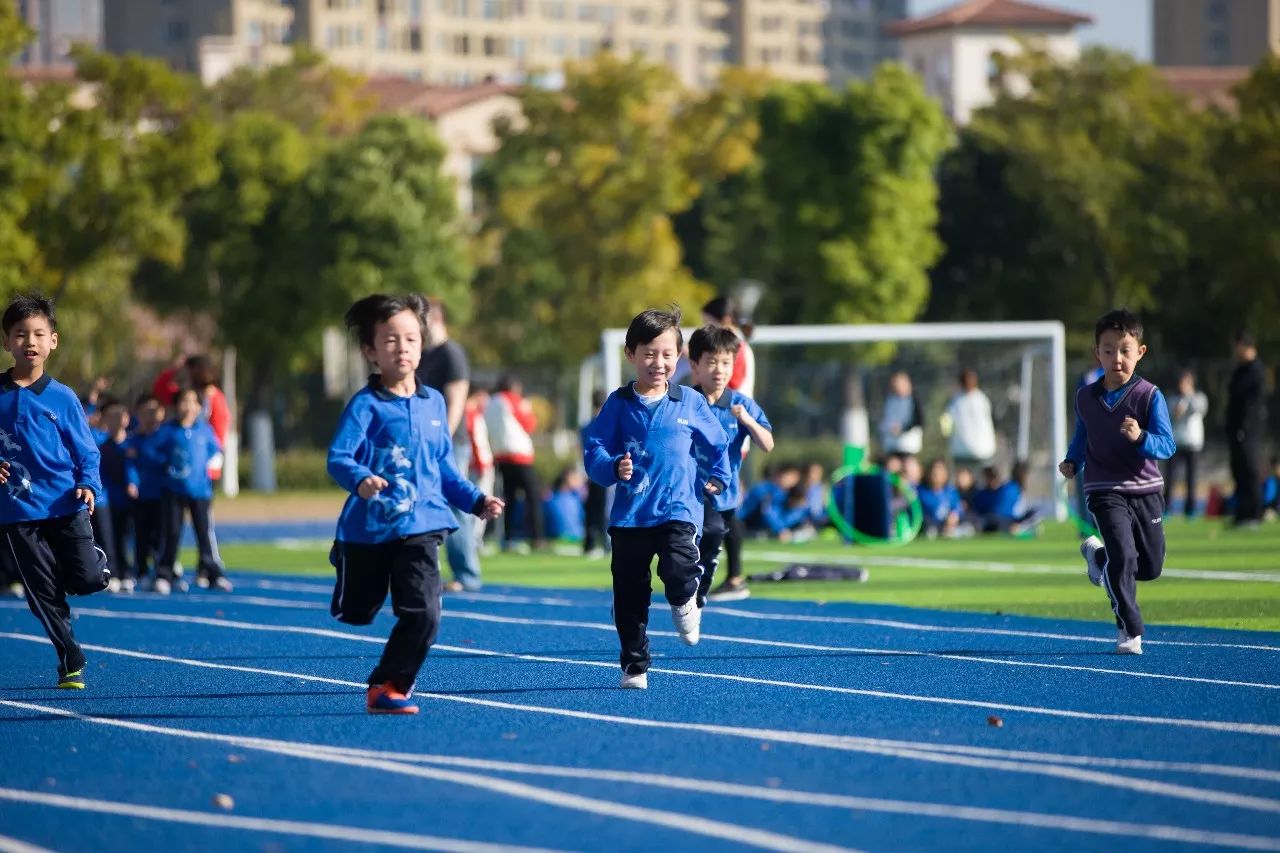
xmin=247 ymin=20 xmax=264 ymax=45
xmin=630 ymin=6 xmax=649 ymax=24
xmin=377 ymin=24 xmax=389 ymax=49
xmin=164 ymin=19 xmax=188 ymax=41
xmin=512 ymin=37 xmax=527 ymax=58
xmin=453 ymin=33 xmax=471 ymax=54
xmin=483 ymin=35 xmax=501 ymax=55
xmin=409 ymin=26 xmax=423 ymax=50
xmin=542 ymin=0 xmax=565 ymax=18
xmin=410 ymin=0 xmax=423 ymax=18
xmin=577 ymin=3 xmax=596 ymax=21
xmin=546 ymin=35 xmax=566 ymax=55
xmin=579 ymin=37 xmax=597 ymax=56
xmin=841 ymin=20 xmax=866 ymax=38
xmin=664 ymin=42 xmax=678 ymax=64
xmin=326 ymin=25 xmax=340 ymax=47
xmin=1206 ymin=0 xmax=1228 ymax=23
xmin=630 ymin=39 xmax=649 ymax=57
xmin=483 ymin=0 xmax=502 ymax=17
xmin=1206 ymin=30 xmax=1229 ymax=63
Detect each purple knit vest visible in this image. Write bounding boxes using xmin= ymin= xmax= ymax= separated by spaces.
xmin=1077 ymin=377 xmax=1164 ymax=495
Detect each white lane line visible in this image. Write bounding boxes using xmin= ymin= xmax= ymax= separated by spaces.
xmin=708 ymin=607 xmax=1280 ymax=654
xmin=7 ymin=706 xmax=1277 ymax=853
xmin=434 ymin=609 xmax=1280 ymax=691
xmin=4 ymin=630 xmax=1280 ymax=818
xmin=0 ymin=833 xmax=54 ymax=853
xmin=12 ymin=610 xmax=1280 ymax=738
xmin=51 ymin=601 xmax=1279 ymax=692
xmin=0 ymin=786 xmax=560 ymax=853
xmin=0 ymin=701 xmax=856 ymax=853
xmin=749 ymin=550 xmax=1280 ymax=584
xmin=10 ymin=609 xmax=1278 ymax=783
xmin=295 ymin=745 xmax=1280 ymax=851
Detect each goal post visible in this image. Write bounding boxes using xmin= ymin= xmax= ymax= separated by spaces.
xmin=592 ymin=321 xmax=1069 ymax=520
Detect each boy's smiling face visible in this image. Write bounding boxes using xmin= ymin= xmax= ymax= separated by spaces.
xmin=4 ymin=313 xmax=57 ymax=374
xmin=625 ymin=327 xmax=680 ymax=395
xmin=1095 ymin=329 xmax=1147 ymax=390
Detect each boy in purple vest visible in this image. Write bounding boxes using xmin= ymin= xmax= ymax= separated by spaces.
xmin=1059 ymin=309 xmax=1175 ymax=655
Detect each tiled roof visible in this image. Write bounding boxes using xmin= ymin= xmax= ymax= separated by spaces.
xmin=885 ymin=0 xmax=1092 ymax=37
xmin=362 ymin=77 xmax=519 ymax=119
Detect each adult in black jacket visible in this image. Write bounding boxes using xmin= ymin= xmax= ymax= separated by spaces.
xmin=1226 ymin=330 xmax=1267 ymax=526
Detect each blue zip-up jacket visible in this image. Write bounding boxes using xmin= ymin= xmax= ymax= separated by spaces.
xmin=0 ymin=371 xmax=102 ymax=523
xmin=583 ymin=383 xmax=730 ymax=534
xmin=919 ymin=484 xmax=962 ymax=525
xmin=688 ymin=386 xmax=771 ymax=513
xmin=329 ymin=378 xmax=485 ymax=545
xmin=129 ymin=430 xmax=169 ymax=502
xmin=149 ymin=419 xmax=221 ymax=500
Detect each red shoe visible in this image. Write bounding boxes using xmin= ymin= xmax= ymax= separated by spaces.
xmin=366 ymin=682 xmax=419 ymax=715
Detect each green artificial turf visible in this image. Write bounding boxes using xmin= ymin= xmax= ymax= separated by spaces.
xmin=213 ymin=517 xmax=1280 ymax=632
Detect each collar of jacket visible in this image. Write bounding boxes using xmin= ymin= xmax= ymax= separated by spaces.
xmin=366 ymin=374 xmax=432 ymax=402
xmin=0 ymin=370 xmax=52 ymax=395
xmin=618 ymin=382 xmax=683 ymax=403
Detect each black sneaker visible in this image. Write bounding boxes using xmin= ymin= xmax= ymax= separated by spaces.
xmin=707 ymin=578 xmax=751 ymax=602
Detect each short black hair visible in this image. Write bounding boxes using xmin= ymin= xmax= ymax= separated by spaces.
xmin=2 ymin=294 xmax=56 ymax=335
xmin=1094 ymin=308 xmax=1143 ymax=344
xmin=495 ymin=373 xmax=521 ymax=393
xmin=701 ymin=296 xmax=734 ymax=322
xmin=134 ymin=392 xmax=160 ymax=409
xmin=624 ymin=306 xmax=682 ymax=353
xmin=98 ymin=396 xmax=126 ymax=412
xmin=1234 ymin=328 xmax=1256 ymax=348
xmin=344 ymin=293 xmax=428 ymax=348
xmin=688 ymin=325 xmax=740 ymax=362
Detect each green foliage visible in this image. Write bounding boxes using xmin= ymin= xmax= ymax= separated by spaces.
xmin=473 ymin=54 xmax=760 ymax=366
xmin=694 ymin=65 xmax=951 ymax=330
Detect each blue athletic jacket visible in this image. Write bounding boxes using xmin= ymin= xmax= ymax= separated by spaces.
xmin=689 ymin=387 xmax=770 ymax=513
xmin=329 ymin=378 xmax=484 ymax=545
xmin=0 ymin=371 xmax=102 ymax=523
xmin=147 ymin=420 xmax=221 ymax=500
xmin=129 ymin=430 xmax=169 ymax=502
xmin=98 ymin=434 xmax=139 ymax=508
xmin=583 ymin=383 xmax=730 ymax=533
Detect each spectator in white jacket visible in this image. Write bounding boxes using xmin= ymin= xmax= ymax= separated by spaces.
xmin=1164 ymin=369 xmax=1208 ymax=518
xmin=944 ymin=369 xmax=997 ymax=468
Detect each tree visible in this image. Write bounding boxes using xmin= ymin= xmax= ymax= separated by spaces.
xmin=473 ymin=54 xmax=760 ymax=365
xmin=961 ymin=46 xmax=1217 ymax=342
xmin=692 ymin=64 xmax=951 ymax=327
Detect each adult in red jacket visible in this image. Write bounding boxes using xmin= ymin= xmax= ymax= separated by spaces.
xmin=485 ymin=375 xmax=545 ymax=550
xmin=186 ymin=355 xmax=230 ymax=481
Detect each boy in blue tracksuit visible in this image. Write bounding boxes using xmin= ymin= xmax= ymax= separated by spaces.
xmin=149 ymin=387 xmax=228 ymax=593
xmin=583 ymin=308 xmax=731 ymax=690
xmin=128 ymin=394 xmax=168 ymax=589
xmin=0 ymin=294 xmax=109 ymax=689
xmin=330 ymin=294 xmax=504 ymax=715
xmin=686 ymin=325 xmax=774 ymax=605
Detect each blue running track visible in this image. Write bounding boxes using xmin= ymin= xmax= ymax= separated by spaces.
xmin=2 ymin=575 xmax=1279 ymax=852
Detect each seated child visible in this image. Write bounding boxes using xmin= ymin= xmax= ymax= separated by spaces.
xmin=918 ymin=458 xmax=968 ymax=538
xmin=544 ymin=468 xmax=587 ymax=542
xmin=740 ymin=464 xmax=810 ymax=541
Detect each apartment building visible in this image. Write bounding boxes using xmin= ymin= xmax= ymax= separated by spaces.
xmin=102 ymin=0 xmax=864 ymax=87
xmin=825 ymin=0 xmax=906 ymax=87
xmin=13 ymin=0 xmax=102 ymax=69
xmin=1152 ymin=0 xmax=1280 ymax=67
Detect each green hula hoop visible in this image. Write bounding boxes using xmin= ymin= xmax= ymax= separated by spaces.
xmin=825 ymin=464 xmax=924 ymax=547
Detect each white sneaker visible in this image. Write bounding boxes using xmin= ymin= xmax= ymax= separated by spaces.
xmin=1117 ymin=633 xmax=1143 ymax=655
xmin=107 ymin=577 xmax=122 ymax=594
xmin=671 ymin=599 xmax=701 ymax=646
xmin=196 ymin=576 xmax=210 ymax=589
xmin=1080 ymin=536 xmax=1105 ymax=587
xmin=213 ymin=576 xmax=234 ymax=592
xmin=7 ymin=581 xmax=25 ymax=599
xmin=153 ymin=577 xmax=171 ymax=596
xmin=120 ymin=577 xmax=136 ymax=594
xmin=620 ymin=670 xmax=648 ymax=689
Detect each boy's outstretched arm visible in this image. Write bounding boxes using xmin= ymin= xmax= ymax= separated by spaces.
xmin=733 ymin=399 xmax=774 ymax=453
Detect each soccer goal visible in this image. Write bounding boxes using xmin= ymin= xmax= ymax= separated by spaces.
xmin=586 ymin=321 xmax=1069 ymax=520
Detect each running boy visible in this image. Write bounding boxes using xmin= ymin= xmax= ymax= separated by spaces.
xmin=686 ymin=325 xmax=774 ymax=604
xmin=0 ymin=294 xmax=109 ymax=688
xmin=329 ymin=293 xmax=504 ymax=715
xmin=583 ymin=307 xmax=731 ymax=690
xmin=153 ymin=387 xmax=229 ymax=593
xmin=1059 ymin=309 xmax=1175 ymax=655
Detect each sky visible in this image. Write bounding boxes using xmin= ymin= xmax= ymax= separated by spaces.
xmin=907 ymin=0 xmax=1152 ymax=60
